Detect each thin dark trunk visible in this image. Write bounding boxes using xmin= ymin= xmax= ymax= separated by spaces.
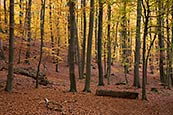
xmin=157 ymin=0 xmax=165 ymax=83
xmin=36 ymin=0 xmax=46 ymax=88
xmin=4 ymin=0 xmax=8 ymax=33
xmin=18 ymin=0 xmax=24 ymax=64
xmin=95 ymin=6 xmax=98 ymax=60
xmin=121 ymin=0 xmax=128 ymax=84
xmin=25 ymin=0 xmax=32 ymax=64
xmin=83 ymin=0 xmax=94 ymax=92
xmin=69 ymin=0 xmax=77 ymax=92
xmin=49 ymin=0 xmax=55 ymax=58
xmin=141 ymin=0 xmax=150 ymax=100
xmin=5 ymin=0 xmax=14 ymax=92
xmin=97 ymin=0 xmax=104 ymax=86
xmin=166 ymin=6 xmax=171 ymax=89
xmin=133 ymin=0 xmax=142 ymax=88
xmin=107 ymin=4 xmax=111 ymax=85
xmin=81 ymin=0 xmax=87 ymax=79
xmin=171 ymin=1 xmax=173 ymax=86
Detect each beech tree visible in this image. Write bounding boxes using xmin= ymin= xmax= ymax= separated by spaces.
xmin=97 ymin=0 xmax=104 ymax=86
xmin=83 ymin=0 xmax=94 ymax=92
xmin=69 ymin=0 xmax=77 ymax=92
xmin=25 ymin=0 xmax=32 ymax=64
xmin=5 ymin=0 xmax=14 ymax=92
xmin=133 ymin=0 xmax=142 ymax=88
xmin=36 ymin=0 xmax=46 ymax=88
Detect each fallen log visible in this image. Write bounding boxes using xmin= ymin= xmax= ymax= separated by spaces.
xmin=96 ymin=89 xmax=139 ymax=99
xmin=14 ymin=67 xmax=50 ymax=86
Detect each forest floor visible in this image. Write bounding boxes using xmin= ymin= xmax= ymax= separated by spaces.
xmin=0 ymin=42 xmax=173 ymax=115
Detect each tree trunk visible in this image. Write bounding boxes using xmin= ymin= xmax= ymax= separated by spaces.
xmin=49 ymin=0 xmax=55 ymax=59
xmin=133 ymin=0 xmax=142 ymax=88
xmin=69 ymin=0 xmax=77 ymax=92
xmin=81 ymin=0 xmax=87 ymax=79
xmin=95 ymin=6 xmax=98 ymax=60
xmin=121 ymin=0 xmax=128 ymax=84
xmin=4 ymin=0 xmax=8 ymax=33
xmin=157 ymin=0 xmax=165 ymax=83
xmin=171 ymin=1 xmax=173 ymax=86
xmin=97 ymin=0 xmax=104 ymax=86
xmin=166 ymin=6 xmax=171 ymax=89
xmin=25 ymin=0 xmax=32 ymax=64
xmin=106 ymin=4 xmax=111 ymax=85
xmin=83 ymin=0 xmax=94 ymax=92
xmin=36 ymin=0 xmax=46 ymax=88
xmin=5 ymin=0 xmax=14 ymax=92
xmin=96 ymin=89 xmax=138 ymax=99
xmin=141 ymin=0 xmax=150 ymax=100
xmin=17 ymin=0 xmax=24 ymax=64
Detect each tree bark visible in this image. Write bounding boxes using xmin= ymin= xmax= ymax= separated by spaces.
xmin=157 ymin=0 xmax=165 ymax=83
xmin=133 ymin=0 xmax=142 ymax=88
xmin=25 ymin=0 xmax=32 ymax=64
xmin=107 ymin=4 xmax=111 ymax=85
xmin=36 ymin=0 xmax=46 ymax=88
xmin=96 ymin=89 xmax=138 ymax=99
xmin=83 ymin=0 xmax=94 ymax=92
xmin=69 ymin=0 xmax=77 ymax=92
xmin=81 ymin=0 xmax=87 ymax=79
xmin=5 ymin=0 xmax=14 ymax=92
xmin=97 ymin=0 xmax=104 ymax=86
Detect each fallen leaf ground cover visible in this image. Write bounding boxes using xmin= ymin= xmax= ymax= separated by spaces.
xmin=0 ymin=42 xmax=173 ymax=115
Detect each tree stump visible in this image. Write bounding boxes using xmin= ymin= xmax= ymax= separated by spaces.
xmin=96 ymin=89 xmax=139 ymax=99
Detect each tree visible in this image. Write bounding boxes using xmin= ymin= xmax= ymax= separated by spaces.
xmin=3 ymin=0 xmax=7 ymax=33
xmin=36 ymin=0 xmax=46 ymax=88
xmin=157 ymin=0 xmax=165 ymax=83
xmin=106 ymin=3 xmax=111 ymax=85
xmin=133 ymin=0 xmax=142 ymax=88
xmin=81 ymin=0 xmax=87 ymax=79
xmin=97 ymin=0 xmax=104 ymax=86
xmin=25 ymin=0 xmax=32 ymax=64
xmin=5 ymin=0 xmax=14 ymax=92
xmin=83 ymin=0 xmax=94 ymax=92
xmin=141 ymin=0 xmax=150 ymax=100
xmin=17 ymin=0 xmax=24 ymax=64
xmin=121 ymin=0 xmax=128 ymax=84
xmin=69 ymin=0 xmax=77 ymax=92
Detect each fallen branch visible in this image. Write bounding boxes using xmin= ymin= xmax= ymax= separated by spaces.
xmin=14 ymin=67 xmax=50 ymax=86
xmin=44 ymin=98 xmax=63 ymax=112
xmin=96 ymin=89 xmax=139 ymax=99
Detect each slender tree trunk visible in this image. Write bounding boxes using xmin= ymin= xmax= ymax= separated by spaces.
xmin=4 ymin=0 xmax=7 ymax=33
xmin=83 ymin=0 xmax=94 ymax=92
xmin=157 ymin=0 xmax=165 ymax=83
xmin=166 ymin=6 xmax=171 ymax=89
xmin=107 ymin=4 xmax=111 ymax=85
xmin=95 ymin=6 xmax=98 ymax=60
xmin=69 ymin=0 xmax=77 ymax=92
xmin=81 ymin=0 xmax=87 ymax=79
xmin=141 ymin=0 xmax=150 ymax=100
xmin=18 ymin=0 xmax=24 ymax=64
xmin=25 ymin=0 xmax=32 ymax=64
xmin=49 ymin=0 xmax=55 ymax=58
xmin=75 ymin=22 xmax=83 ymax=79
xmin=5 ymin=0 xmax=14 ymax=92
xmin=97 ymin=0 xmax=104 ymax=86
xmin=36 ymin=0 xmax=46 ymax=88
xmin=121 ymin=0 xmax=128 ymax=84
xmin=133 ymin=0 xmax=142 ymax=88
xmin=171 ymin=1 xmax=173 ymax=86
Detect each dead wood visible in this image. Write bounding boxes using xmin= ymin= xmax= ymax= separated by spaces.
xmin=96 ymin=89 xmax=139 ymax=99
xmin=14 ymin=67 xmax=50 ymax=86
xmin=44 ymin=98 xmax=63 ymax=112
